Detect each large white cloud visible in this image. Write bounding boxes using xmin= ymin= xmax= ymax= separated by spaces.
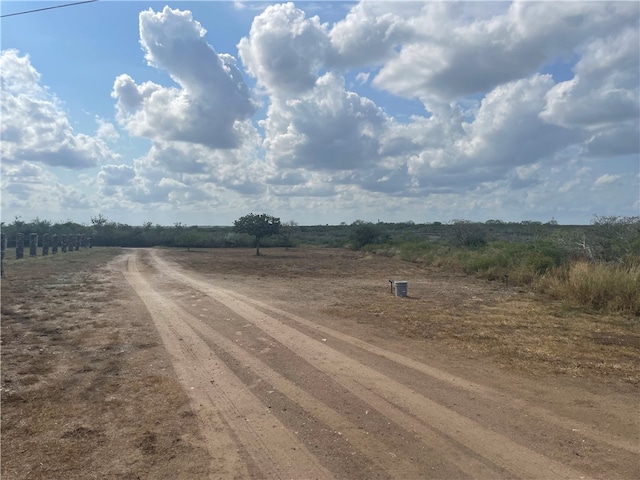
xmin=541 ymin=27 xmax=639 ymax=158
xmin=112 ymin=6 xmax=257 ymax=148
xmin=1 ymin=159 xmax=95 ymax=216
xmin=262 ymin=73 xmax=389 ymax=170
xmin=542 ymin=28 xmax=639 ymax=127
xmin=456 ymin=75 xmax=578 ymax=168
xmin=328 ymin=1 xmax=419 ymax=68
xmin=7 ymin=1 xmax=636 ymax=226
xmin=238 ymin=2 xmax=329 ymax=97
xmin=0 ymin=49 xmax=119 ymax=169
xmin=367 ymin=1 xmax=638 ymax=101
xmin=344 ymin=75 xmax=581 ymax=196
xmin=96 ymin=124 xmax=267 ymax=211
xmin=247 ymin=1 xmax=637 ymax=209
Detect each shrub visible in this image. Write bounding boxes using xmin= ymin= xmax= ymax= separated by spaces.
xmin=527 ymin=252 xmax=558 ymax=274
xmin=350 ymin=223 xmax=388 ymax=249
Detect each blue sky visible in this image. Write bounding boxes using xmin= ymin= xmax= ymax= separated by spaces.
xmin=1 ymin=1 xmax=638 ymax=226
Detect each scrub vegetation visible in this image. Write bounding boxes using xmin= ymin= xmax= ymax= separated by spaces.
xmin=2 ymin=214 xmax=638 ymax=313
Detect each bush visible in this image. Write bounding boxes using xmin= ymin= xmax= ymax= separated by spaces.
xmin=451 ymin=221 xmax=487 ymax=248
xmin=526 ymin=252 xmax=558 ymax=274
xmin=350 ymin=223 xmax=388 ymax=249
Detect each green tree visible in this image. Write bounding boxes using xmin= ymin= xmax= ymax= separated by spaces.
xmin=175 ymin=231 xmax=202 ymax=252
xmin=350 ymin=222 xmax=387 ymax=249
xmin=590 ymin=215 xmax=640 ymax=261
xmin=233 ymin=213 xmax=281 ymax=255
xmin=450 ymin=220 xmax=487 ymax=248
xmin=91 ymin=214 xmax=108 ymax=237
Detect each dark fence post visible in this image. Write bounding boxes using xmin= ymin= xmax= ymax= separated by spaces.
xmin=16 ymin=233 xmax=24 ymax=259
xmin=29 ymin=233 xmax=38 ymax=257
xmin=42 ymin=234 xmax=49 ymax=256
xmin=1 ymin=233 xmax=6 ymax=277
xmin=61 ymin=234 xmax=68 ymax=253
xmin=52 ymin=234 xmax=59 ymax=254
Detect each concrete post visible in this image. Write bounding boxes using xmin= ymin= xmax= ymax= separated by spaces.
xmin=52 ymin=234 xmax=59 ymax=254
xmin=61 ymin=234 xmax=68 ymax=253
xmin=87 ymin=236 xmax=92 ymax=248
xmin=16 ymin=233 xmax=24 ymax=259
xmin=75 ymin=234 xmax=81 ymax=251
xmin=1 ymin=233 xmax=6 ymax=277
xmin=42 ymin=233 xmax=49 ymax=256
xmin=29 ymin=233 xmax=38 ymax=257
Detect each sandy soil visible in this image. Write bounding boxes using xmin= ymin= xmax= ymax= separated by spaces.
xmin=2 ymin=247 xmax=638 ymax=479
xmin=123 ymin=248 xmax=638 ymax=479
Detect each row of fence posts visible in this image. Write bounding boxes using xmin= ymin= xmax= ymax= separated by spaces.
xmin=0 ymin=233 xmax=92 ymax=277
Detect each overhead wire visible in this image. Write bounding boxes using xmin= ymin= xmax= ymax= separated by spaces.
xmin=1 ymin=0 xmax=99 ymax=19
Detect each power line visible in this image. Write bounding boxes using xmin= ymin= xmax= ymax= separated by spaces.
xmin=1 ymin=0 xmax=99 ymax=19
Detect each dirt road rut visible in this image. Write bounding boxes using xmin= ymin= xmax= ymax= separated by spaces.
xmin=121 ymin=249 xmax=639 ymax=479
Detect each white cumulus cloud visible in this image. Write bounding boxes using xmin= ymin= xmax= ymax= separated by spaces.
xmin=238 ymin=2 xmax=330 ymax=97
xmin=369 ymin=1 xmax=638 ymax=102
xmin=262 ymin=73 xmax=389 ymax=171
xmin=541 ymin=27 xmax=639 ymax=158
xmin=0 ymin=49 xmax=119 ymax=169
xmin=328 ymin=1 xmax=418 ymax=68
xmin=112 ymin=6 xmax=257 ymax=148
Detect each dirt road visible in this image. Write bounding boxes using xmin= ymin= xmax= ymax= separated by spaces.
xmin=117 ymin=248 xmax=639 ymax=479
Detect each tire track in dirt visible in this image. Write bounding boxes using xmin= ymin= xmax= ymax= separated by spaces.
xmin=147 ymin=249 xmax=592 ymax=480
xmin=122 ymin=253 xmax=334 ymax=480
xmin=150 ymin=249 xmax=638 ymax=455
xmin=181 ymin=295 xmax=434 ymax=479
xmin=130 ymin=250 xmax=492 ymax=478
xmin=206 ymin=276 xmax=639 ymax=455
xmin=128 ymin=250 xmax=433 ymax=478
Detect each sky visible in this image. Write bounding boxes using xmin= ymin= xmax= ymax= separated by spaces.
xmin=1 ymin=0 xmax=638 ymax=226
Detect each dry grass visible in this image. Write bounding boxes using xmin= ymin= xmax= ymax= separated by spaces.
xmin=333 ymin=287 xmax=639 ymax=386
xmin=1 ymin=248 xmax=211 ymax=479
xmin=537 ymin=261 xmax=640 ymax=315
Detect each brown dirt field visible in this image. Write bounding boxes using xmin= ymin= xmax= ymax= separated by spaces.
xmin=2 ymin=246 xmax=639 ymax=479
xmin=1 ymin=248 xmax=211 ymax=479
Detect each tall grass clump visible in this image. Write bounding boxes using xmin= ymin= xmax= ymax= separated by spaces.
xmin=449 ymin=241 xmax=565 ymax=284
xmin=539 ymin=261 xmax=640 ymax=315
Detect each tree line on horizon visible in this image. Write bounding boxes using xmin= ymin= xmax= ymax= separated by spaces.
xmin=2 ymin=213 xmax=637 ymax=313
xmin=0 ymin=213 xmax=637 ymax=260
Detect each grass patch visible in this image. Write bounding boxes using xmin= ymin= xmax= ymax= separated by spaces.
xmin=1 ymin=246 xmax=212 ymax=479
xmin=376 ymin=239 xmax=639 ymax=314
xmin=538 ymin=261 xmax=640 ymax=315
